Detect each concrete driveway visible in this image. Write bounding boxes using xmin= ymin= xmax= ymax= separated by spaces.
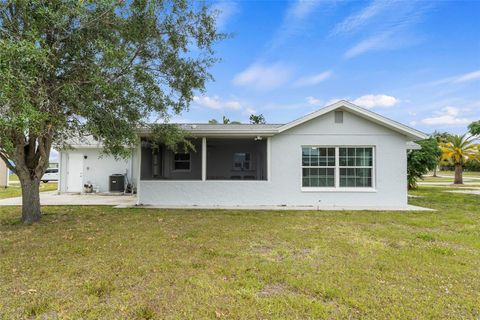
xmin=0 ymin=191 xmax=136 ymax=207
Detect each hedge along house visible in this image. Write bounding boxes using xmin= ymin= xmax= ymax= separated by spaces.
xmin=58 ymin=100 xmax=427 ymax=209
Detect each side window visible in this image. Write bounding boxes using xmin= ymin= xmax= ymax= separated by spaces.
xmin=339 ymin=147 xmax=373 ymax=187
xmin=173 ymin=153 xmax=190 ymax=171
xmin=301 ymin=147 xmax=335 ymax=187
xmin=233 ymin=153 xmax=251 ymax=170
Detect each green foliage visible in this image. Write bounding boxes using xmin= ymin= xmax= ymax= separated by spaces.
xmin=0 ymin=0 xmax=224 ymax=220
xmin=149 ymin=124 xmax=195 ymax=153
xmin=431 ymin=131 xmax=452 ymax=144
xmin=0 ymin=0 xmax=223 ymax=165
xmin=469 ymin=120 xmax=480 ymax=136
xmin=249 ymin=114 xmax=266 ymax=124
xmin=407 ymin=138 xmax=441 ymax=189
xmin=208 ymin=116 xmax=241 ymax=124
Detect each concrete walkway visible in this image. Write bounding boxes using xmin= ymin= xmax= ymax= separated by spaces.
xmin=418 ymin=182 xmax=480 ymax=186
xmin=445 ymin=189 xmax=480 ymax=195
xmin=0 ymin=191 xmax=137 ymax=207
xmin=132 ymin=204 xmax=434 ymax=211
xmin=0 ymin=192 xmax=433 ymax=211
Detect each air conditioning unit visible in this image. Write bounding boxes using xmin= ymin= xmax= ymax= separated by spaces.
xmin=109 ymin=174 xmax=125 ymax=193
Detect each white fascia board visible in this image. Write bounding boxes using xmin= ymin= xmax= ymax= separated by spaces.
xmin=138 ymin=130 xmax=277 ymax=138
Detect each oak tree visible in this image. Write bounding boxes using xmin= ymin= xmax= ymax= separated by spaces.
xmin=0 ymin=0 xmax=223 ymax=223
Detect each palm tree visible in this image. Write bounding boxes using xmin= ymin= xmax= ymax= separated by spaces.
xmin=439 ymin=134 xmax=479 ymax=184
xmin=431 ymin=131 xmax=451 ymax=177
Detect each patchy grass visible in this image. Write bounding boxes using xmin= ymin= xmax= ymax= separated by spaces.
xmin=0 ymin=186 xmax=479 ymax=319
xmin=0 ymin=183 xmax=58 ymax=200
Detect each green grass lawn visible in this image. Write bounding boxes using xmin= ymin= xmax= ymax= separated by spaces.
xmin=421 ymin=176 xmax=480 ymax=183
xmin=436 ymin=170 xmax=480 ymax=177
xmin=1 ymin=187 xmax=479 ymax=319
xmin=0 ymin=182 xmax=58 ymax=200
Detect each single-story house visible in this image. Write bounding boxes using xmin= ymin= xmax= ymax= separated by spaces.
xmin=58 ymin=100 xmax=427 ymax=209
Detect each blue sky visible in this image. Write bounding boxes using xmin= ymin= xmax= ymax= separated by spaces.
xmin=178 ymin=0 xmax=480 ymax=135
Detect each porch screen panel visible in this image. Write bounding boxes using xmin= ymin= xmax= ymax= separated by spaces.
xmin=302 ymin=147 xmax=335 ymax=187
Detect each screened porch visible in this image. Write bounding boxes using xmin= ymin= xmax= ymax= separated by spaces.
xmin=140 ymin=137 xmax=268 ymax=181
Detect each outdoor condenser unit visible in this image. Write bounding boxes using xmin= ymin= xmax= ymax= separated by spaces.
xmin=109 ymin=174 xmax=125 ymax=193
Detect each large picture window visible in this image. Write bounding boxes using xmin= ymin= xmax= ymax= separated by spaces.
xmin=302 ymin=146 xmax=374 ymax=189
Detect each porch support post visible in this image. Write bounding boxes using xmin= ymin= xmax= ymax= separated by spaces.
xmin=136 ymin=140 xmax=142 ymax=205
xmin=267 ymin=137 xmax=271 ymax=181
xmin=202 ymin=137 xmax=207 ymax=181
xmin=57 ymin=151 xmax=62 ymax=193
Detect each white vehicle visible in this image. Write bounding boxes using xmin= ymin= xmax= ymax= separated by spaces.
xmin=42 ymin=168 xmax=59 ymax=183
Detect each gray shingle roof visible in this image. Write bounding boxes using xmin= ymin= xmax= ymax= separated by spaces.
xmin=178 ymin=123 xmax=283 ymax=131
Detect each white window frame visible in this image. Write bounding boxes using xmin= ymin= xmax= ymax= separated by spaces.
xmin=173 ymin=152 xmax=191 ymax=172
xmin=301 ymin=147 xmax=336 ymax=188
xmin=301 ymin=146 xmax=376 ymax=192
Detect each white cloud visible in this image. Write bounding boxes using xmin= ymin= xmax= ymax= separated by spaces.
xmin=232 ymin=63 xmax=291 ymax=90
xmin=244 ymin=107 xmax=257 ymax=115
xmin=353 ymin=94 xmax=399 ymax=109
xmin=409 ymin=121 xmax=417 ymax=126
xmin=268 ymin=0 xmax=325 ymax=49
xmin=287 ymin=0 xmax=323 ymax=20
xmin=339 ymin=1 xmax=432 ymax=58
xmin=455 ymin=70 xmax=480 ymax=83
xmin=431 ymin=69 xmax=480 ymax=86
xmin=193 ymin=95 xmax=242 ymax=110
xmin=294 ymin=71 xmax=332 ymax=87
xmin=332 ymin=0 xmax=389 ymax=35
xmin=211 ymin=1 xmax=239 ymax=30
xmin=306 ymin=96 xmax=322 ymax=106
xmin=344 ymin=32 xmax=392 ymax=58
xmin=421 ymin=106 xmax=472 ymax=126
xmin=325 ymin=98 xmax=348 ymax=106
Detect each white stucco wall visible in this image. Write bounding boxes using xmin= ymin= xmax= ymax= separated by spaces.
xmin=59 ymin=148 xmax=136 ymax=193
xmin=138 ymin=110 xmax=411 ymax=208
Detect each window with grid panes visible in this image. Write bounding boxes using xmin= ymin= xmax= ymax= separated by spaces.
xmin=339 ymin=147 xmax=373 ymax=187
xmin=301 ymin=147 xmax=336 ymax=187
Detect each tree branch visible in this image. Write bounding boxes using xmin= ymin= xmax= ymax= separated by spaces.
xmin=0 ymin=151 xmax=15 ymax=173
xmin=57 ymin=5 xmax=115 ymax=43
xmin=110 ymin=47 xmax=142 ymax=83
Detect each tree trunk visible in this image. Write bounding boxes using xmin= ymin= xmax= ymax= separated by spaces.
xmin=20 ymin=177 xmax=42 ymax=223
xmin=433 ymin=165 xmax=437 ymax=177
xmin=454 ymin=164 xmax=463 ymax=185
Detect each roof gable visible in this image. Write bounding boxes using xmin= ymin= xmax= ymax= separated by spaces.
xmin=277 ymin=100 xmax=427 ymax=140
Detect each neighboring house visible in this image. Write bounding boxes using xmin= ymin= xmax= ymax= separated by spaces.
xmin=0 ymin=159 xmax=7 ymax=188
xmin=58 ymin=100 xmax=426 ymax=208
